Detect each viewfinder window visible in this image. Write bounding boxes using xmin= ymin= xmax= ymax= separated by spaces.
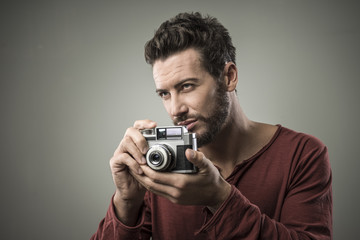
xmin=166 ymin=127 xmax=182 ymax=137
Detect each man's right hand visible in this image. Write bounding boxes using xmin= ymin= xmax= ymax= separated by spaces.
xmin=109 ymin=119 xmax=157 ymax=226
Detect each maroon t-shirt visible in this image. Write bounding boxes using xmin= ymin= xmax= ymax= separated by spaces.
xmin=92 ymin=126 xmax=332 ymax=239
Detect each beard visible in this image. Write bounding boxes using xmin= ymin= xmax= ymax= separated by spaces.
xmin=173 ymin=83 xmax=230 ymax=147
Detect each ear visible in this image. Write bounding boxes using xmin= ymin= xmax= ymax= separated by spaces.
xmin=223 ymin=62 xmax=238 ymax=92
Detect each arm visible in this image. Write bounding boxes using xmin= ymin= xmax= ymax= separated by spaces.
xmin=91 ymin=194 xmax=152 ymax=240
xmin=91 ymin=120 xmax=157 ymax=239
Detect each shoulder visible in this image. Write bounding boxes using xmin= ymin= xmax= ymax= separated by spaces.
xmin=277 ymin=126 xmax=327 ymax=153
xmin=277 ymin=126 xmax=331 ymax=181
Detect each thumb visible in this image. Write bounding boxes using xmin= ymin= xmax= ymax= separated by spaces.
xmin=185 ymin=149 xmax=210 ymax=171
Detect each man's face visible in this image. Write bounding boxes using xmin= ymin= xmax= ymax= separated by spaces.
xmin=153 ymin=48 xmax=229 ymax=147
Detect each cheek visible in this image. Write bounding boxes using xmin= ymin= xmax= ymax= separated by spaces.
xmin=191 ymin=88 xmax=218 ymax=114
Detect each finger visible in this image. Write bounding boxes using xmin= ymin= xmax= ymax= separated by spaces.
xmin=110 ymin=153 xmax=143 ymax=175
xmin=185 ymin=149 xmax=209 ymax=171
xmin=116 ymin=127 xmax=149 ymax=161
xmin=127 ymin=128 xmax=150 ymax=155
xmin=118 ymin=135 xmax=147 ymax=164
xmin=131 ymin=169 xmax=180 ymax=202
xmin=140 ymin=165 xmax=189 ymax=189
xmin=133 ymin=119 xmax=157 ymax=130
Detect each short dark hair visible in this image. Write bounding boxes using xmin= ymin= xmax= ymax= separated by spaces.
xmin=144 ymin=12 xmax=236 ymax=80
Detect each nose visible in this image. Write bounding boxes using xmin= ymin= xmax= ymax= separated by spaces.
xmin=169 ymin=95 xmax=188 ymax=118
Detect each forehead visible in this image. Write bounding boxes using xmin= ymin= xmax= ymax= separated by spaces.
xmin=152 ymin=48 xmax=205 ymax=85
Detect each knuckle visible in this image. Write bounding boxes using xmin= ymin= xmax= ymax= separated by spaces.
xmin=120 ymin=132 xmax=132 ymax=145
xmin=118 ymin=139 xmax=129 ymax=153
xmin=128 ymin=159 xmax=138 ymax=169
xmin=109 ymin=156 xmax=115 ymax=167
xmin=133 ymin=120 xmax=144 ymax=129
xmin=171 ymin=189 xmax=181 ymax=199
xmin=134 ymin=119 xmax=155 ymax=129
xmin=109 ymin=155 xmax=119 ymax=167
xmin=110 ymin=153 xmax=126 ymax=166
xmin=175 ymin=179 xmax=186 ymax=189
xmin=124 ymin=127 xmax=136 ymax=138
xmin=133 ymin=120 xmax=140 ymax=127
xmin=124 ymin=128 xmax=144 ymax=145
xmin=175 ymin=176 xmax=189 ymax=189
xmin=122 ymin=134 xmax=131 ymax=142
xmin=146 ymin=171 xmax=157 ymax=181
xmin=133 ymin=136 xmax=144 ymax=147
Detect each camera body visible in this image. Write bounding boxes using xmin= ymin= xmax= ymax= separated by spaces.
xmin=141 ymin=126 xmax=198 ymax=173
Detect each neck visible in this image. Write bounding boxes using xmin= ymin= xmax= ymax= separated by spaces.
xmin=199 ymin=93 xmax=264 ymax=177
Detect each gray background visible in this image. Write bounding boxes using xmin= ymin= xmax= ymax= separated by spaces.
xmin=1 ymin=0 xmax=359 ymax=239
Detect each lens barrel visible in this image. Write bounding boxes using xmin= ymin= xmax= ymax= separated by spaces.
xmin=146 ymin=144 xmax=174 ymax=171
xmin=148 ymin=152 xmax=162 ymax=166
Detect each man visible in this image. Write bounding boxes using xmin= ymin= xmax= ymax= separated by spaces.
xmin=92 ymin=12 xmax=332 ymax=239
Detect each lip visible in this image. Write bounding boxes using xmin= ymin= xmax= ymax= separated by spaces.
xmin=178 ymin=119 xmax=197 ymax=131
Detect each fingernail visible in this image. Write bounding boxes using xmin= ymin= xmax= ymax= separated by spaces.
xmin=141 ymin=157 xmax=147 ymax=164
xmin=138 ymin=168 xmax=143 ymax=175
xmin=189 ymin=149 xmax=195 ymax=159
xmin=143 ymin=147 xmax=148 ymax=154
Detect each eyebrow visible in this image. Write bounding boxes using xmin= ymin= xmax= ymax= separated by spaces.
xmin=155 ymin=78 xmax=199 ymax=93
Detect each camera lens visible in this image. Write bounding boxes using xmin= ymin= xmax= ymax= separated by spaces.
xmin=146 ymin=144 xmax=174 ymax=171
xmin=149 ymin=152 xmax=163 ymax=166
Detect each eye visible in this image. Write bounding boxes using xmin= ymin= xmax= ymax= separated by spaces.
xmin=158 ymin=91 xmax=170 ymax=99
xmin=181 ymin=83 xmax=194 ymax=91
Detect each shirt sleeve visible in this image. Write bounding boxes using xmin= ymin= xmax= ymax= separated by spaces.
xmin=90 ymin=194 xmax=152 ymax=240
xmin=196 ymin=141 xmax=332 ymax=239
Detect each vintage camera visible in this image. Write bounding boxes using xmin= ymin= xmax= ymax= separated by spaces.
xmin=141 ymin=126 xmax=198 ymax=173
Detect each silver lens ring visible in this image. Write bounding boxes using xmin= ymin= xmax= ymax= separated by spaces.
xmin=146 ymin=144 xmax=173 ymax=171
